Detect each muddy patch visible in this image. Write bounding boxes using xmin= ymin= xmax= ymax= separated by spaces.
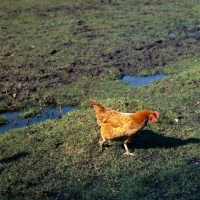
xmin=1 ymin=3 xmax=200 ymax=112
xmin=1 ymin=29 xmax=199 ymax=111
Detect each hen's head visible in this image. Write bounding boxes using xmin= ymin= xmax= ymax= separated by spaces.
xmin=149 ymin=111 xmax=159 ymax=122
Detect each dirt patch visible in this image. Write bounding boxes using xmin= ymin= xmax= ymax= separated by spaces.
xmin=1 ymin=2 xmax=200 ymax=111
xmin=1 ymin=29 xmax=200 ymax=111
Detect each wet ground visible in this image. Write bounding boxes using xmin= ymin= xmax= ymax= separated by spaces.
xmin=0 ymin=73 xmax=166 ymax=133
xmin=0 ymin=0 xmax=200 ymax=112
xmin=0 ymin=106 xmax=77 ymax=134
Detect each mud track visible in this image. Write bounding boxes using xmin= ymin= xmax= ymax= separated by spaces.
xmin=0 ymin=4 xmax=200 ymax=111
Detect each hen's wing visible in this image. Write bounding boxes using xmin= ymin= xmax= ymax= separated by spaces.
xmin=100 ymin=112 xmax=142 ymax=139
xmin=104 ymin=113 xmax=133 ymax=128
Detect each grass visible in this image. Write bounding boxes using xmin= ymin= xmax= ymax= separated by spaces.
xmin=0 ymin=0 xmax=200 ymax=199
xmin=0 ymin=116 xmax=9 ymax=126
xmin=18 ymin=108 xmax=42 ymax=119
xmin=0 ymin=62 xmax=200 ymax=199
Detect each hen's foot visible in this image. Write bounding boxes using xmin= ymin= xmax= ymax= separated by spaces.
xmin=99 ymin=146 xmax=103 ymax=152
xmin=99 ymin=139 xmax=106 ymax=152
xmin=123 ymin=144 xmax=134 ymax=156
xmin=124 ymin=152 xmax=134 ymax=156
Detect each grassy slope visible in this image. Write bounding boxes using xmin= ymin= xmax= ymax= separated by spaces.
xmin=0 ymin=62 xmax=200 ymax=199
xmin=1 ymin=0 xmax=200 ymax=199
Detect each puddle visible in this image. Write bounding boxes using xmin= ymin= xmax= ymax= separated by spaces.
xmin=181 ymin=23 xmax=200 ymax=36
xmin=0 ymin=106 xmax=77 ymax=134
xmin=168 ymin=31 xmax=175 ymax=37
xmin=122 ymin=74 xmax=167 ymax=86
xmin=189 ymin=30 xmax=200 ymax=37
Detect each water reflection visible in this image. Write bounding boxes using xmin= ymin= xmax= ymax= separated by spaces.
xmin=0 ymin=106 xmax=77 ymax=134
xmin=122 ymin=74 xmax=167 ymax=86
xmin=168 ymin=31 xmax=175 ymax=37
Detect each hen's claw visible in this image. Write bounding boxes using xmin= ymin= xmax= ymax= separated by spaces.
xmin=124 ymin=152 xmax=134 ymax=156
xmin=123 ymin=143 xmax=134 ymax=156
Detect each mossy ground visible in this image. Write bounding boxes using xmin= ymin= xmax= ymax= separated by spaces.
xmin=0 ymin=0 xmax=200 ymax=199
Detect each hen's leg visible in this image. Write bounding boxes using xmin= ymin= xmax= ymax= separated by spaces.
xmin=99 ymin=138 xmax=106 ymax=152
xmin=124 ymin=143 xmax=134 ymax=156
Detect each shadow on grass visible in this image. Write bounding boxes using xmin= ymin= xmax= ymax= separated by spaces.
xmin=129 ymin=130 xmax=200 ymax=150
xmin=0 ymin=152 xmax=30 ymax=164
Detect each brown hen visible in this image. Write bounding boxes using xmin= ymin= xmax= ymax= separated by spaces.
xmin=90 ymin=100 xmax=159 ymax=156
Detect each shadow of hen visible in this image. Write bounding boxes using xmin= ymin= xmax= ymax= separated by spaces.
xmin=128 ymin=130 xmax=200 ymax=150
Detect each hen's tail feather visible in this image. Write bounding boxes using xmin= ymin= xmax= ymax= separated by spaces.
xmin=90 ymin=100 xmax=106 ymax=124
xmin=90 ymin=100 xmax=101 ymax=108
xmin=90 ymin=100 xmax=105 ymax=113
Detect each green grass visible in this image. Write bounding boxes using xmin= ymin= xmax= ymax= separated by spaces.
xmin=18 ymin=108 xmax=42 ymax=118
xmin=0 ymin=116 xmax=9 ymax=126
xmin=0 ymin=0 xmax=200 ymax=199
xmin=1 ymin=62 xmax=200 ymax=199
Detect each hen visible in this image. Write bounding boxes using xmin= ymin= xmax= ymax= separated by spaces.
xmin=90 ymin=100 xmax=159 ymax=156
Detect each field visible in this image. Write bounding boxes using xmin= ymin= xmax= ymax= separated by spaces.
xmin=0 ymin=0 xmax=200 ymax=199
